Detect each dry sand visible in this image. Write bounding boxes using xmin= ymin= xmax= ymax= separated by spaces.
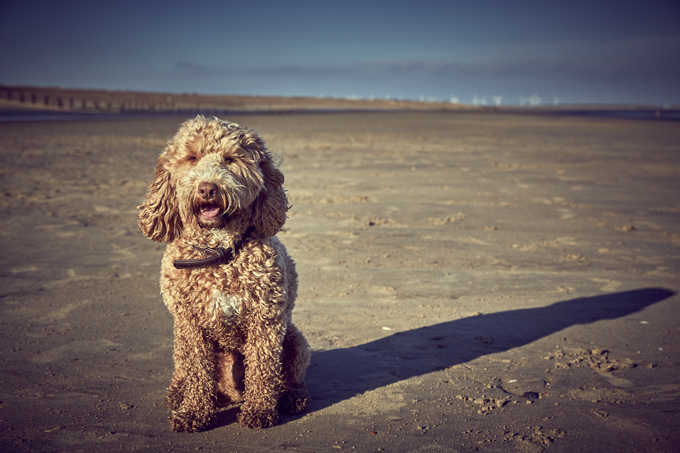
xmin=1 ymin=111 xmax=679 ymax=452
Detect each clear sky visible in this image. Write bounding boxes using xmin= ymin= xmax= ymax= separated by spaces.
xmin=1 ymin=0 xmax=679 ymax=105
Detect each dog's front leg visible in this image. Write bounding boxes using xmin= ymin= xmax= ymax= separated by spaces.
xmin=167 ymin=318 xmax=217 ymax=433
xmin=237 ymin=320 xmax=287 ymax=429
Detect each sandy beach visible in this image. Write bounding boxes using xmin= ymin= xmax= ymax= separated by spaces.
xmin=1 ymin=110 xmax=679 ymax=452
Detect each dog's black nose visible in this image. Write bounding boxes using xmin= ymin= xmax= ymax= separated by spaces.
xmin=198 ymin=182 xmax=218 ymax=200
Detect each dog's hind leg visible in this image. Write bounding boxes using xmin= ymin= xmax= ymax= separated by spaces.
xmin=214 ymin=350 xmax=245 ymax=406
xmin=278 ymin=323 xmax=311 ymax=414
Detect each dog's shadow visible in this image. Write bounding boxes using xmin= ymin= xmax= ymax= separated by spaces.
xmin=304 ymin=287 xmax=675 ymax=410
xmin=210 ymin=288 xmax=674 ymax=428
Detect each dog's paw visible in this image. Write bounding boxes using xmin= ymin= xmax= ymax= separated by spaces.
xmin=170 ymin=410 xmax=210 ymax=433
xmin=237 ymin=406 xmax=279 ymax=429
xmin=278 ymin=386 xmax=310 ymax=414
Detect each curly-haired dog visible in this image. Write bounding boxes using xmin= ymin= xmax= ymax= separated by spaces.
xmin=138 ymin=116 xmax=310 ymax=432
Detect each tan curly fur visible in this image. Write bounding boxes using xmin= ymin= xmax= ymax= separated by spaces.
xmin=138 ymin=116 xmax=310 ymax=432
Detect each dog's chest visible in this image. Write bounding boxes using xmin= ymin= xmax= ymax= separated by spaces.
xmin=210 ymin=288 xmax=241 ymax=320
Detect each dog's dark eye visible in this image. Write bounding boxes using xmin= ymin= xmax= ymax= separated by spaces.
xmin=187 ymin=156 xmax=197 ymax=162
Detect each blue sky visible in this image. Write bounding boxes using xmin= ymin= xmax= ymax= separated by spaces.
xmin=1 ymin=0 xmax=679 ymax=105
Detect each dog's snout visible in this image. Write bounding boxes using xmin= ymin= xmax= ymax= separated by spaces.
xmin=198 ymin=182 xmax=218 ymax=200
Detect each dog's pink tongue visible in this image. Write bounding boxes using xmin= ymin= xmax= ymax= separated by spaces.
xmin=200 ymin=206 xmax=220 ymax=219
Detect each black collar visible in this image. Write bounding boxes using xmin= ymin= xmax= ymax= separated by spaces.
xmin=173 ymin=246 xmax=238 ymax=270
xmin=173 ymin=230 xmax=252 ymax=270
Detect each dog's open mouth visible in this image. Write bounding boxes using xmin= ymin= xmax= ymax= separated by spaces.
xmin=199 ymin=204 xmax=222 ymax=221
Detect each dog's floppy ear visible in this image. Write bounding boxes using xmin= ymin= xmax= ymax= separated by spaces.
xmin=137 ymin=156 xmax=182 ymax=242
xmin=251 ymin=155 xmax=289 ymax=238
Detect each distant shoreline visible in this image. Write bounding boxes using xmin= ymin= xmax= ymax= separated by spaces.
xmin=1 ymin=106 xmax=678 ymax=123
xmin=1 ymin=84 xmax=678 ymax=122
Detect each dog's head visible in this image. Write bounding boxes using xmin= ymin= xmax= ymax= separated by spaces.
xmin=138 ymin=116 xmax=288 ymax=242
